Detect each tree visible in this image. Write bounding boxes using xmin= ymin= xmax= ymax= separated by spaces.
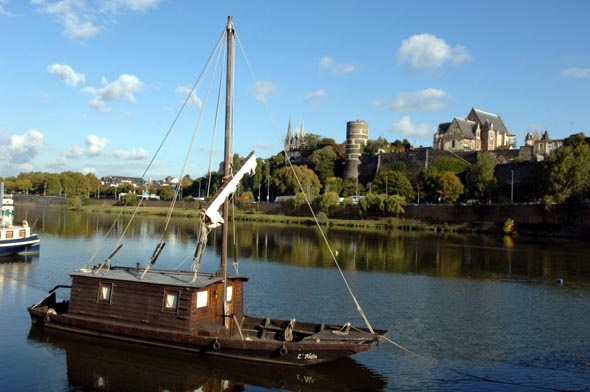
xmin=438 ymin=171 xmax=464 ymax=203
xmin=324 ymin=177 xmax=343 ymax=195
xmin=309 ymin=145 xmax=338 ymax=185
xmin=159 ymin=186 xmax=174 ymax=200
xmin=272 ymin=165 xmax=321 ymax=198
xmin=545 ymin=140 xmax=590 ymax=203
xmin=122 ymin=192 xmax=138 ymax=205
xmin=466 ymin=153 xmax=496 ymax=202
xmin=341 ymin=178 xmax=364 ymax=197
xmin=318 ymin=191 xmax=340 ymax=212
xmin=373 ymin=170 xmax=414 ymax=199
xmin=419 ymin=166 xmax=441 ymax=202
xmin=85 ymin=173 xmax=101 ymax=197
xmin=238 ymin=191 xmax=254 ymax=206
xmin=432 ymin=157 xmax=470 ymax=174
xmin=363 ymin=137 xmax=389 ymax=156
xmin=385 ymin=194 xmax=406 ymax=216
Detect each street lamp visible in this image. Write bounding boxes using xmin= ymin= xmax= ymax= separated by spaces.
xmin=511 ymin=170 xmax=514 ymax=204
xmin=267 ymin=175 xmax=270 ymax=203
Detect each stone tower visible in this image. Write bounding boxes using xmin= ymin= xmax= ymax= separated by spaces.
xmin=343 ymin=120 xmax=369 ymax=179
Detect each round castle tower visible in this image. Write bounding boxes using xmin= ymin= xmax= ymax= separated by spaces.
xmin=343 ymin=120 xmax=369 ymax=179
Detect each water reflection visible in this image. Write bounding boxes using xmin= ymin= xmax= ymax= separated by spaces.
xmin=16 ymin=207 xmax=590 ymax=285
xmin=27 ymin=327 xmax=385 ymax=392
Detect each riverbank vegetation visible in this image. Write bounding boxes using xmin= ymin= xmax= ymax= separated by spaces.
xmin=2 ymin=132 xmax=589 ymax=237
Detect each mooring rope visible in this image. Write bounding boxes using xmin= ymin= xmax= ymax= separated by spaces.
xmin=349 ymin=325 xmax=584 ymax=392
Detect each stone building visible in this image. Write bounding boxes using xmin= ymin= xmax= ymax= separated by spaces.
xmin=433 ymin=108 xmax=515 ymax=152
xmin=343 ymin=120 xmax=369 ymax=179
xmin=284 ymin=119 xmax=305 ymax=159
xmin=524 ymin=130 xmax=563 ymax=160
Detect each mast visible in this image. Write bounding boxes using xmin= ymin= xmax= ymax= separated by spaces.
xmin=219 ymin=16 xmax=234 ymax=327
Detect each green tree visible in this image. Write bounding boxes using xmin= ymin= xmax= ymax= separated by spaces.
xmin=159 ymin=186 xmax=174 ymax=200
xmin=318 ymin=191 xmax=340 ymax=212
xmin=273 ymin=165 xmax=321 ymax=198
xmin=324 ymin=177 xmax=343 ymax=195
xmin=373 ymin=170 xmax=414 ymax=199
xmin=419 ymin=166 xmax=441 ymax=202
xmin=385 ymin=194 xmax=407 ymax=216
xmin=438 ymin=171 xmax=464 ymax=203
xmin=466 ymin=153 xmax=496 ymax=202
xmin=363 ymin=137 xmax=389 ymax=156
xmin=122 ymin=192 xmax=138 ymax=205
xmin=341 ymin=178 xmax=364 ymax=197
xmin=432 ymin=157 xmax=470 ymax=174
xmin=545 ymin=140 xmax=590 ymax=203
xmin=85 ymin=173 xmax=101 ymax=197
xmin=309 ymin=145 xmax=338 ymax=185
xmin=239 ymin=191 xmax=254 ymax=206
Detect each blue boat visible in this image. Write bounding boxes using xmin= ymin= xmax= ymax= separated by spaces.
xmin=0 ymin=183 xmax=40 ymax=257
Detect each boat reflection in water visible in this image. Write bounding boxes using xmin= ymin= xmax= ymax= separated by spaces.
xmin=28 ymin=327 xmax=386 ymax=391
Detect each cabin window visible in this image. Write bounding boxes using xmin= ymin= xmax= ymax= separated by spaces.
xmin=97 ymin=283 xmax=112 ymax=304
xmin=19 ymin=229 xmax=26 ymax=238
xmin=226 ymin=285 xmax=233 ymax=302
xmin=163 ymin=290 xmax=179 ymax=312
xmin=196 ymin=290 xmax=208 ymax=308
xmin=6 ymin=230 xmax=13 ymax=239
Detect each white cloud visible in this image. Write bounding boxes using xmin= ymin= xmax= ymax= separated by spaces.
xmin=101 ymin=0 xmax=160 ymax=12
xmin=0 ymin=4 xmax=14 ymax=16
xmin=47 ymin=63 xmax=86 ymax=86
xmin=112 ymin=147 xmax=148 ymax=160
xmin=85 ymin=134 xmax=109 ymax=155
xmin=397 ymin=33 xmax=471 ymax=69
xmin=0 ymin=129 xmax=45 ymax=175
xmin=34 ymin=0 xmax=100 ymax=40
xmin=64 ymin=133 xmax=109 ymax=160
xmin=390 ymin=116 xmax=432 ymax=138
xmin=253 ymin=80 xmax=277 ymax=102
xmin=319 ymin=56 xmax=357 ymax=75
xmin=33 ymin=0 xmax=160 ymax=40
xmin=81 ymin=167 xmax=96 ymax=174
xmin=83 ymin=74 xmax=142 ymax=112
xmin=10 ymin=130 xmax=44 ymax=162
xmin=560 ymin=67 xmax=590 ymax=79
xmin=175 ymin=85 xmax=202 ymax=107
xmin=376 ymin=88 xmax=448 ymax=112
xmin=303 ymin=89 xmax=327 ymax=102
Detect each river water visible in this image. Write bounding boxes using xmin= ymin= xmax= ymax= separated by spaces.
xmin=1 ymin=208 xmax=589 ymax=391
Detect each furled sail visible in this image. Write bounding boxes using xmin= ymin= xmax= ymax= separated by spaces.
xmin=203 ymin=151 xmax=257 ymax=228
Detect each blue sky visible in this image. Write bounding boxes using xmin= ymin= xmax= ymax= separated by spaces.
xmin=1 ymin=0 xmax=589 ymax=180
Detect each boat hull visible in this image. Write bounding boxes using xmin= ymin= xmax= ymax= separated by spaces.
xmin=28 ymin=305 xmax=389 ymax=366
xmin=0 ymin=234 xmax=40 ymax=256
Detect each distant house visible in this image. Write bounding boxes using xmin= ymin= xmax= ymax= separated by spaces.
xmin=101 ymin=176 xmax=145 ymax=188
xmin=524 ymin=130 xmax=563 ymax=160
xmin=433 ymin=108 xmax=515 ymax=152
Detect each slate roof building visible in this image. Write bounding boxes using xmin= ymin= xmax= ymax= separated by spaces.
xmin=433 ymin=108 xmax=515 ymax=152
xmin=524 ymin=130 xmax=564 ymax=160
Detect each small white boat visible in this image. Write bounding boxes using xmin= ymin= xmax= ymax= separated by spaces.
xmin=0 ymin=182 xmax=40 ymax=257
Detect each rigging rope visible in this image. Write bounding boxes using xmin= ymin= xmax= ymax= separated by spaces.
xmin=235 ymin=30 xmax=376 ymax=335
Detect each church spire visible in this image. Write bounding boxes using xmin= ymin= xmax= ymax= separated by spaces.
xmin=285 ymin=118 xmax=292 ymax=149
xmin=300 ymin=117 xmax=305 ymax=139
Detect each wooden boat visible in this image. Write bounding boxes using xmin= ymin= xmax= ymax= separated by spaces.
xmin=28 ymin=17 xmax=389 ymax=366
xmin=0 ymin=182 xmax=40 ymax=257
xmin=27 ymin=326 xmax=387 ymax=391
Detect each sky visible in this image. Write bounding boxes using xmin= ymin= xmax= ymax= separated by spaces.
xmin=1 ymin=0 xmax=589 ymax=180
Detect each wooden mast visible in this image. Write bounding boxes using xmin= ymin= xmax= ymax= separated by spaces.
xmin=219 ymin=16 xmax=234 ymax=327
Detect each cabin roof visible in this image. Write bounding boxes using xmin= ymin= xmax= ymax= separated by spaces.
xmin=71 ymin=266 xmax=247 ymax=289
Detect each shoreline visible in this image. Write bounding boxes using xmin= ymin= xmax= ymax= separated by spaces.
xmin=14 ymin=196 xmax=590 ymax=239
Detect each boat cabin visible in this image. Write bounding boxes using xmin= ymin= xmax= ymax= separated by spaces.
xmin=68 ymin=266 xmax=247 ymax=336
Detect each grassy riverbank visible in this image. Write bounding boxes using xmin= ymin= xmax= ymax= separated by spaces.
xmin=78 ymin=204 xmax=485 ymax=234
